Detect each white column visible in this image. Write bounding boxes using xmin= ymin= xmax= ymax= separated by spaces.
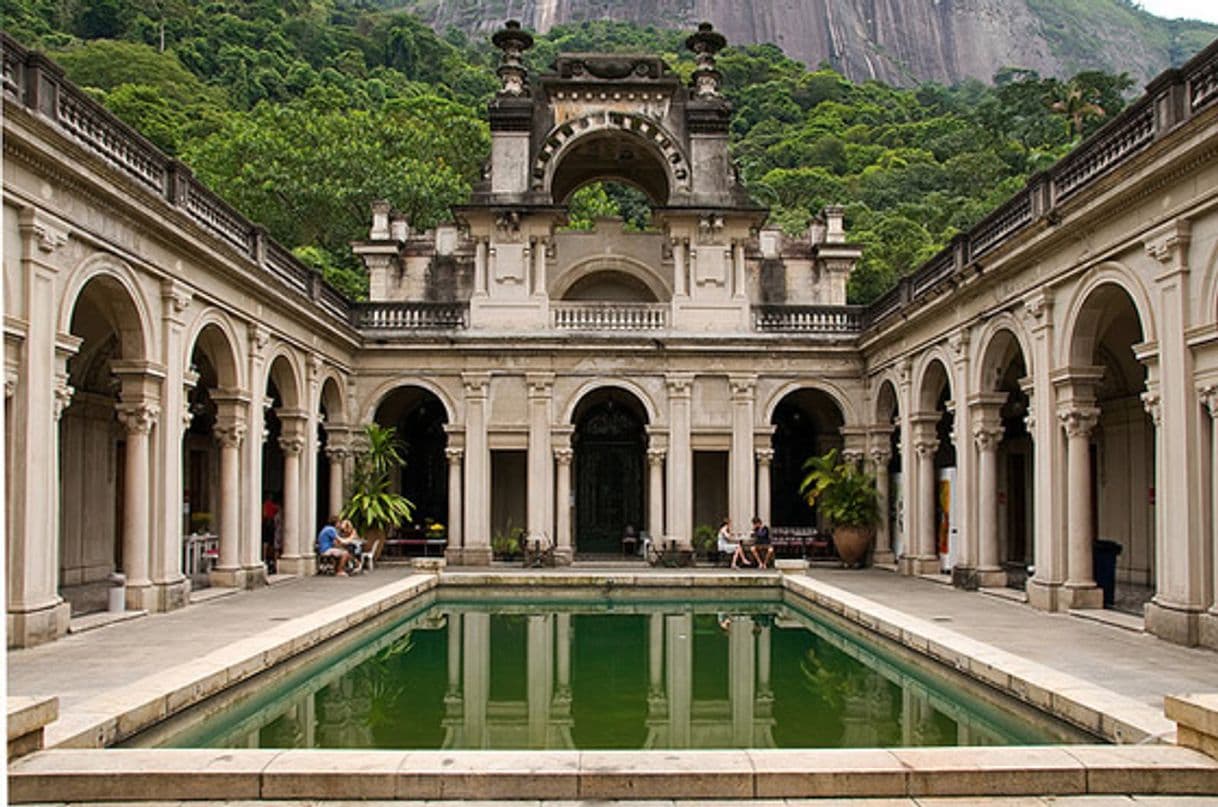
xmin=153 ymin=281 xmax=192 ymax=611
xmin=462 ymin=611 xmax=490 ymax=748
xmin=1023 ymin=290 xmax=1062 ymax=610
xmin=526 ymin=374 xmax=554 ymax=546
xmin=732 ymin=241 xmax=747 ymax=299
xmin=1201 ymin=388 xmax=1218 ymax=648
xmin=665 ymin=613 xmax=693 ymax=747
xmin=213 ymin=419 xmax=245 ymax=578
xmin=729 ymin=617 xmax=756 ymax=747
xmin=672 ymin=237 xmax=688 ymax=298
xmin=647 ymin=448 xmax=666 ymax=541
xmin=325 ymin=444 xmax=348 ymax=518
xmin=755 ymin=448 xmax=774 ymax=527
xmin=462 ymin=373 xmax=491 ymax=565
xmin=666 ymin=374 xmax=694 ymax=547
xmin=974 ymin=421 xmax=1006 ymax=585
xmin=870 ymin=446 xmax=894 ymax=564
xmin=554 ymin=447 xmax=573 ymax=563
xmin=1060 ymin=406 xmax=1102 ymax=608
xmin=445 ymin=447 xmax=464 ymax=564
xmin=117 ymin=401 xmax=158 ymax=609
xmin=913 ymin=423 xmax=939 ymax=574
xmin=278 ymin=427 xmax=306 ymax=572
xmin=532 ymin=237 xmax=548 ymax=297
xmin=526 ymin=615 xmax=553 ymax=748
xmin=242 ymin=326 xmax=270 ymax=587
xmin=473 ymin=238 xmax=488 ymax=298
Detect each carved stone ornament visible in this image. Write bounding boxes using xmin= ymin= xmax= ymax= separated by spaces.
xmin=1022 ymin=290 xmax=1053 ymax=323
xmin=1199 ymin=384 xmax=1218 ymax=418
xmin=1059 ymin=407 xmax=1099 ymax=439
xmin=972 ymin=424 xmax=1004 ymax=452
xmin=161 ymin=280 xmax=192 ymax=314
xmin=492 ymin=20 xmax=534 ymax=97
xmin=666 ymin=374 xmax=693 ymax=397
xmin=214 ymin=422 xmax=246 ymax=449
xmin=913 ymin=438 xmax=939 ymax=458
xmin=1141 ymin=390 xmax=1163 ymax=427
xmin=842 ymin=448 xmax=865 ymax=465
xmin=1143 ymin=221 xmax=1191 ymax=265
xmin=869 ymin=447 xmax=892 ymax=466
xmin=34 ymin=221 xmax=69 ymax=253
xmin=118 ymin=402 xmax=159 ymax=434
xmin=52 ymin=382 xmax=75 ymax=420
xmin=249 ymin=325 xmax=270 ymax=354
xmin=445 ymin=447 xmax=465 ymax=464
xmin=278 ymin=435 xmax=306 ymax=456
xmin=554 ymin=447 xmax=574 ymax=465
xmin=755 ymin=448 xmax=775 ymax=465
xmin=325 ymin=444 xmax=351 ymax=463
xmin=685 ymin=23 xmax=726 ymax=98
xmin=647 ymin=448 xmax=667 ymax=466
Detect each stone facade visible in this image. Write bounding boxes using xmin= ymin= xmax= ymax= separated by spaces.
xmin=5 ymin=27 xmax=1218 ymax=651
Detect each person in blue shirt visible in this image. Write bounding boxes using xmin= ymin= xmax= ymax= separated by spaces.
xmin=316 ymin=516 xmax=351 ymax=576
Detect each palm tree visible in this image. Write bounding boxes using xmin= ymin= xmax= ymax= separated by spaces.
xmin=1049 ymin=80 xmax=1105 ymax=140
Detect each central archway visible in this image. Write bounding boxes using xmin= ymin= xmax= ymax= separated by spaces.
xmin=572 ymin=387 xmax=649 ymax=555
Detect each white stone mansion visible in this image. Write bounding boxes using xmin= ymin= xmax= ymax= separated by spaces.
xmin=5 ymin=24 xmax=1218 ymax=651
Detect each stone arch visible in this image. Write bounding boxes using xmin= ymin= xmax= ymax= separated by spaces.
xmin=264 ymin=346 xmax=304 ymax=411
xmin=1197 ymin=237 xmax=1218 ymax=327
xmin=184 ymin=309 xmax=244 ymax=391
xmin=59 ymin=253 xmax=155 ymax=363
xmin=535 ymin=112 xmax=690 ymax=204
xmin=549 ymin=255 xmax=671 ymax=302
xmin=362 ymin=377 xmax=457 ymax=426
xmin=561 ymin=377 xmax=659 ymax=425
xmin=372 ymin=384 xmax=451 ymax=527
xmin=973 ymin=316 xmax=1033 ymax=393
xmin=762 ymin=379 xmax=857 ymax=429
xmin=319 ymin=373 xmax=346 ymax=423
xmin=914 ymin=350 xmax=954 ymax=413
xmin=1061 ymin=262 xmax=1157 ymax=368
xmin=767 ymin=385 xmax=848 ymax=529
xmin=872 ymin=376 xmax=900 ymax=425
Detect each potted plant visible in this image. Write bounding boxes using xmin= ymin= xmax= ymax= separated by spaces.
xmin=800 ymin=448 xmax=879 ymax=567
xmin=342 ymin=424 xmax=414 ymax=557
xmin=491 ymin=521 xmax=525 ymax=561
xmin=693 ymin=523 xmax=718 ymax=562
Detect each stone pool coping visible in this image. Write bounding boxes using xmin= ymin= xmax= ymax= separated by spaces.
xmin=8 ymin=568 xmax=1206 ymax=802
xmin=10 ymin=745 xmax=1218 ymax=801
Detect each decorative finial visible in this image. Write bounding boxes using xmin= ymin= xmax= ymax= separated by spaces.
xmin=685 ymin=22 xmax=726 ymax=99
xmin=492 ymin=20 xmax=534 ymax=97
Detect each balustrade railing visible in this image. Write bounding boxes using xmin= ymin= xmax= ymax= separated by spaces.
xmin=2 ymin=32 xmax=350 ymax=326
xmin=752 ymin=305 xmax=863 ymax=334
xmin=351 ymin=302 xmax=469 ymax=330
xmin=552 ymin=302 xmax=668 ymax=330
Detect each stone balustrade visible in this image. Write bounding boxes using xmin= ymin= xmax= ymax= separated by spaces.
xmin=552 ymin=302 xmax=668 ymax=330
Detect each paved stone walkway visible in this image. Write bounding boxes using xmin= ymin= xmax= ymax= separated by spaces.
xmin=18 ymin=797 xmax=1218 ymax=805
xmin=7 ymin=565 xmax=1217 ymax=719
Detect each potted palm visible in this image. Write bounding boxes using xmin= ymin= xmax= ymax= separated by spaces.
xmin=342 ymin=424 xmax=415 ymax=558
xmin=800 ymin=448 xmax=879 ymax=567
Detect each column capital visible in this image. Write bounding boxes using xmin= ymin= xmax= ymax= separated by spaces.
xmin=214 ymin=421 xmax=247 ymax=448
xmin=52 ymin=382 xmax=75 ymax=421
xmin=947 ymin=329 xmax=970 ymax=364
xmin=666 ymin=372 xmax=694 ymax=398
xmin=160 ymin=279 xmax=193 ymax=318
xmin=1141 ymin=389 xmax=1162 ymax=426
xmin=18 ymin=206 xmax=70 ymax=255
xmin=647 ymin=447 xmax=666 ymax=466
xmin=913 ymin=437 xmax=939 ymax=459
xmin=1199 ymin=384 xmax=1218 ymax=418
xmin=117 ymin=402 xmax=160 ymax=435
xmin=1143 ymin=219 xmax=1191 ymax=268
xmin=526 ymin=372 xmax=555 ymax=398
xmin=1058 ymin=406 xmax=1100 ymax=439
xmin=972 ymin=423 xmax=1004 ymax=451
xmin=754 ymin=447 xmax=774 ymax=466
xmin=895 ymin=357 xmax=912 ymax=389
xmin=325 ymin=444 xmax=351 ymax=462
xmin=841 ymin=448 xmax=865 ymax=465
xmin=869 ymin=447 xmax=893 ymax=467
xmin=728 ymin=374 xmax=757 ymax=400
xmin=1022 ymin=289 xmax=1054 ymax=327
xmin=278 ymin=434 xmax=306 ymax=456
xmin=445 ymin=447 xmax=465 ymax=464
xmin=248 ymin=324 xmax=270 ymax=356
xmin=554 ymin=447 xmax=574 ymax=465
xmin=462 ymin=371 xmax=491 ymax=399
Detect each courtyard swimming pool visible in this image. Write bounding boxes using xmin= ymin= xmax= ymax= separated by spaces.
xmin=127 ymin=588 xmax=1096 ymax=750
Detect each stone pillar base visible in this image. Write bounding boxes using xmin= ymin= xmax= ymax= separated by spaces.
xmin=872 ymin=549 xmax=896 ymax=565
xmin=445 ymin=547 xmax=465 ymax=566
xmin=1201 ymin=611 xmax=1218 ymax=650
xmin=897 ymin=554 xmax=919 ymax=575
xmin=208 ymin=566 xmax=264 ymax=589
xmin=150 ymin=577 xmax=190 ymax=613
xmin=913 ymin=556 xmax=942 ymax=575
xmin=553 ymin=547 xmax=574 ymax=566
xmin=976 ymin=567 xmax=1008 ymax=588
xmin=1061 ymin=583 xmax=1103 ymax=610
xmin=125 ymin=582 xmax=158 ymax=612
xmin=463 ymin=547 xmax=493 ymax=566
xmin=277 ymin=555 xmax=315 ymax=576
xmin=6 ymin=600 xmax=70 ymax=648
xmin=1026 ymin=579 xmax=1060 ymax=611
xmin=1145 ymin=599 xmax=1201 ymax=646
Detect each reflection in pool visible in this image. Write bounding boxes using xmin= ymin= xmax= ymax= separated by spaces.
xmin=132 ymin=597 xmax=1096 ymax=750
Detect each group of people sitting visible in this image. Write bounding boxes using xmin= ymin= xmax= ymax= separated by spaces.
xmin=717 ymin=516 xmax=774 ymax=569
xmin=316 ymin=517 xmax=362 ymax=576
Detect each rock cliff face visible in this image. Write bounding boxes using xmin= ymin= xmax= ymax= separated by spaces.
xmin=400 ymin=0 xmax=1215 ymax=85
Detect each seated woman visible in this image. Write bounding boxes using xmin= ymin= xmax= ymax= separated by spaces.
xmin=336 ymin=519 xmax=363 ymax=572
xmin=717 ymin=517 xmax=752 ymax=569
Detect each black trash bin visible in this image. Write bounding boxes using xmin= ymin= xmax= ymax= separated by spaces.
xmin=1093 ymin=539 xmax=1123 ymax=608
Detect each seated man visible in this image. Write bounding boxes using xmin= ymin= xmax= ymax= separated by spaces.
xmin=750 ymin=517 xmax=774 ymax=569
xmin=316 ymin=517 xmax=350 ymax=577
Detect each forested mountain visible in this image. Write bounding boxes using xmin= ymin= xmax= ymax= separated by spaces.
xmin=383 ymin=0 xmax=1217 ymax=86
xmin=1 ymin=1 xmax=1174 ymax=302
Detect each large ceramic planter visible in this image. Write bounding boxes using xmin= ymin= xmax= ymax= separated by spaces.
xmin=833 ymin=525 xmax=873 ymax=567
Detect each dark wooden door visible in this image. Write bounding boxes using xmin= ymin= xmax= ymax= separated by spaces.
xmin=575 ymin=403 xmax=644 ymax=554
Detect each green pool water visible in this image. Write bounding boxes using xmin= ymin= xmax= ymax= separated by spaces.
xmin=131 ymin=592 xmax=1096 ymax=750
